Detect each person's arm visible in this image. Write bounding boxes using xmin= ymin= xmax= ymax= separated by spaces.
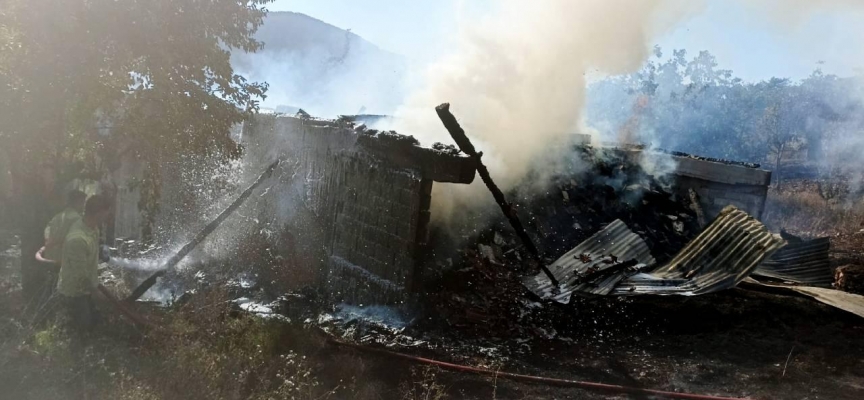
xmin=35 ymin=246 xmax=58 ymax=264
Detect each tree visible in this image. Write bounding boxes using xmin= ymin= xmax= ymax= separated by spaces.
xmin=757 ymin=105 xmax=786 ymax=183
xmin=0 ymin=0 xmax=272 ymax=297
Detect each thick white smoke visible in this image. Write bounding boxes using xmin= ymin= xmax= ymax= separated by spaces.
xmin=388 ymin=0 xmax=700 ymax=219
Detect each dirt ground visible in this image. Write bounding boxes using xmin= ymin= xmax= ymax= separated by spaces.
xmin=1 ymin=180 xmax=863 ymax=400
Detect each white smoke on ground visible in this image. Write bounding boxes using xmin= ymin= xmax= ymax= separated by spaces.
xmin=388 ymin=0 xmax=700 ymax=221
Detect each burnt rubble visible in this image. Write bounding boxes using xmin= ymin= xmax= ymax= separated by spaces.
xmin=418 ymin=145 xmax=705 ymax=332
xmin=525 ymin=206 xmax=786 ymax=300
xmin=418 ymin=140 xmax=860 ymax=336
xmin=431 ymin=145 xmax=703 ymax=268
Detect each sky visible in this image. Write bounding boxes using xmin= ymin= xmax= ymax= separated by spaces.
xmin=270 ymin=0 xmax=864 ymax=82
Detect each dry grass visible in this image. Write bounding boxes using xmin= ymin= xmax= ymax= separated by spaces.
xmin=0 ymin=280 xmax=350 ymax=400
xmin=0 ymin=267 xmax=429 ymax=400
xmin=1 ymin=223 xmax=441 ymax=400
xmin=762 ymin=181 xmax=864 ymax=237
xmin=399 ymin=366 xmax=449 ymax=400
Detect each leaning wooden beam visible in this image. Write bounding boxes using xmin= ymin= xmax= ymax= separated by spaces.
xmin=125 ymin=159 xmax=282 ymax=302
xmin=434 ymin=103 xmax=558 ymax=287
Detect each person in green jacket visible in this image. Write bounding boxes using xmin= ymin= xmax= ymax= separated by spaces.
xmin=41 ymin=190 xmax=87 ymax=261
xmin=57 ymin=194 xmax=112 ymax=335
xmin=35 ymin=190 xmax=87 ymax=296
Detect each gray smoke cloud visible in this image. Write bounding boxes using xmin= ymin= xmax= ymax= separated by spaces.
xmin=386 ymin=0 xmax=700 ymax=220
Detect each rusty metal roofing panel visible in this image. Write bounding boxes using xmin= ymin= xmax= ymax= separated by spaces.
xmin=522 ymin=219 xmax=656 ymax=303
xmin=612 ymin=206 xmax=786 ymax=296
xmin=742 ymin=278 xmax=864 ymax=319
xmin=783 ymin=286 xmax=864 ymax=318
xmin=753 ymin=237 xmax=832 ymax=287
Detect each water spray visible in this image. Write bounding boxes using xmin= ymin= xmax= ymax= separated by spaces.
xmin=125 ymin=159 xmax=282 ymax=302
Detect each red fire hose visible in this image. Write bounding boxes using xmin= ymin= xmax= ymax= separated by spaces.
xmin=328 ymin=339 xmax=750 ymax=400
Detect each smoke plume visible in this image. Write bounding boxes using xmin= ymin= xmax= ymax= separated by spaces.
xmin=388 ymin=0 xmax=699 ymax=219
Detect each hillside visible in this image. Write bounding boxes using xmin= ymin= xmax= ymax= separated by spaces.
xmin=231 ymin=11 xmax=407 ymax=117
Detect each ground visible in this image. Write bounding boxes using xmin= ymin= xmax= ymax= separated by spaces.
xmin=1 ymin=181 xmax=863 ymax=399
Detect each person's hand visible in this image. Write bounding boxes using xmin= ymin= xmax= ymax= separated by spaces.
xmin=34 ymin=246 xmax=58 ymax=265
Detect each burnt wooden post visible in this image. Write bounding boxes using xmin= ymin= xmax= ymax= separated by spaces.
xmin=435 ymin=103 xmax=558 ymax=287
xmin=125 ymin=159 xmax=282 ymax=302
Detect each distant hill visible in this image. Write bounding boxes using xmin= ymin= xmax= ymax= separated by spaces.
xmin=232 ymin=12 xmax=407 ymax=117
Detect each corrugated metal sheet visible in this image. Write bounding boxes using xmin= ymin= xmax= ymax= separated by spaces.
xmin=613 ymin=207 xmax=786 ymax=295
xmin=753 ymin=237 xmax=832 ymax=287
xmin=523 ymin=206 xmax=787 ymax=300
xmin=742 ymin=278 xmax=864 ymax=319
xmin=522 ymin=219 xmax=656 ymax=303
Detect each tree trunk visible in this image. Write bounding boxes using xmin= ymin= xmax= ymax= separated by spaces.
xmin=774 ymin=142 xmax=785 ymax=188
xmin=18 ymin=172 xmax=55 ymax=303
xmin=17 ymin=116 xmax=64 ymax=302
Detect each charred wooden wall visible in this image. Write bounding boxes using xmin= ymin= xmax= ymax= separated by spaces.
xmin=669 ymin=156 xmax=771 ymax=219
xmin=616 ymin=147 xmax=772 ymax=220
xmin=241 ymin=115 xmax=474 ymax=305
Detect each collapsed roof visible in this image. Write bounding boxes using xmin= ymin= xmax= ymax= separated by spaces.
xmin=524 ymin=206 xmax=786 ymax=301
xmin=521 ymin=206 xmax=864 ymax=318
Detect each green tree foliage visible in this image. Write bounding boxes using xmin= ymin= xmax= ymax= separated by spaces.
xmin=0 ymin=0 xmax=271 ymax=174
xmin=0 ymin=0 xmax=272 ymax=294
xmin=586 ymin=47 xmax=864 ymax=168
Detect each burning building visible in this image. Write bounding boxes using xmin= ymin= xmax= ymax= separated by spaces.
xmin=111 ymin=111 xmax=792 ymax=308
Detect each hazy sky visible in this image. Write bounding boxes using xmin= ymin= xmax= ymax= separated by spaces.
xmin=270 ymin=0 xmax=864 ymax=82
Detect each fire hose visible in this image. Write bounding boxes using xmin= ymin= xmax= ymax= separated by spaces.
xmin=328 ymin=338 xmax=751 ymax=400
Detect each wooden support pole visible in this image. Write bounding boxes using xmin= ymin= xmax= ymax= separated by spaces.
xmin=434 ymin=103 xmax=558 ymax=287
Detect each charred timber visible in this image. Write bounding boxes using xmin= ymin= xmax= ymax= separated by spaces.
xmin=125 ymin=159 xmax=282 ymax=302
xmin=435 ymin=103 xmax=558 ymax=287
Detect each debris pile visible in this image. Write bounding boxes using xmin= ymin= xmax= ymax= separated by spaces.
xmin=435 ymin=145 xmax=703 ymax=268
xmin=524 ymin=206 xmax=786 ymax=301
xmin=835 ymin=264 xmax=864 ymax=295
xmin=421 ymin=144 xmax=706 ymax=333
xmin=421 ymin=139 xmax=862 ymax=335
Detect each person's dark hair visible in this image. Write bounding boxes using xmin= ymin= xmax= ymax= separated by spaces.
xmin=66 ymin=190 xmax=87 ymax=207
xmin=84 ymin=194 xmax=112 ymax=216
